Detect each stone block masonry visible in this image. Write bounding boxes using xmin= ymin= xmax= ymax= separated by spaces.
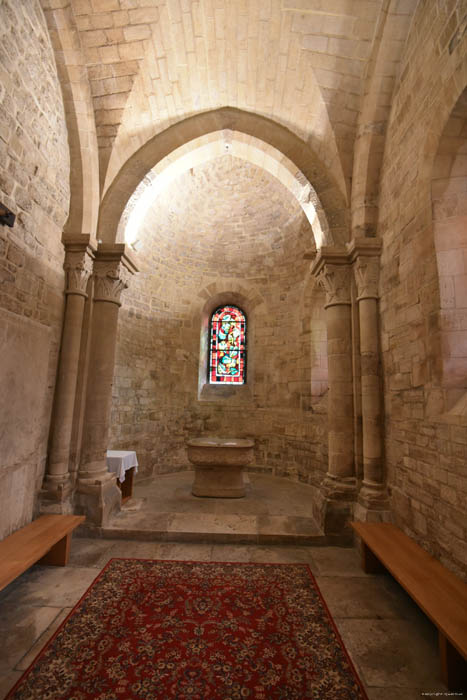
xmin=109 ymin=156 xmax=328 ymax=487
xmin=0 ymin=0 xmax=70 ymax=539
xmin=378 ymin=1 xmax=467 ymax=579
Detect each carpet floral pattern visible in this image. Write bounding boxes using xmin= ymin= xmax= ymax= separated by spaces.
xmin=7 ymin=559 xmax=367 ymax=699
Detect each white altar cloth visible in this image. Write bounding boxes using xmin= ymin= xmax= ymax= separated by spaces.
xmin=106 ymin=450 xmax=139 ymax=483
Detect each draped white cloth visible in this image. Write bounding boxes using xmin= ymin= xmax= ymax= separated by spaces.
xmin=106 ymin=450 xmax=139 ymax=483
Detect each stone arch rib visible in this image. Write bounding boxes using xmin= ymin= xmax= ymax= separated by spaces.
xmin=97 ymin=107 xmax=350 ymax=248
xmin=43 ymin=3 xmax=100 ymax=242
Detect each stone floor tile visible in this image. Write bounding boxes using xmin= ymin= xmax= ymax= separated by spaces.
xmin=155 ymin=542 xmax=213 ymax=561
xmin=16 ymin=608 xmax=72 ymax=671
xmin=315 ymin=575 xmax=421 ymax=620
xmin=95 ymin=540 xmax=167 ymax=566
xmin=0 ymin=566 xmax=98 ymax=609
xmin=68 ymin=537 xmax=115 ymax=568
xmin=0 ymin=671 xmax=22 ymax=699
xmin=335 ymin=617 xmax=446 ymax=690
xmin=107 ymin=510 xmax=169 ymax=531
xmin=311 ymin=546 xmax=369 ymax=576
xmin=367 ymin=689 xmax=450 ymax=700
xmin=213 ymin=495 xmax=271 ymax=516
xmin=131 ymin=471 xmax=319 ymax=519
xmin=0 ymin=606 xmax=60 ymax=672
xmin=0 ymin=544 xmax=455 ymax=698
xmin=106 ymin=472 xmax=324 ymax=544
xmin=246 ymin=545 xmax=319 ymax=568
xmin=208 ymin=543 xmax=320 ymax=567
xmin=210 ymin=544 xmax=252 ymax=561
xmin=256 ymin=514 xmax=321 ymax=536
xmin=166 ymin=512 xmax=258 ymax=535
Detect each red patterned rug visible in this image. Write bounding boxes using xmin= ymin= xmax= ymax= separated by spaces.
xmin=7 ymin=559 xmax=367 ymax=699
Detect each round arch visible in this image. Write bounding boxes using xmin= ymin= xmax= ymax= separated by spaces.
xmin=429 ymin=80 xmax=467 ymax=410
xmin=413 ymin=57 xmax=467 ymax=413
xmin=421 ymin=59 xmax=467 ymax=187
xmin=97 ymin=107 xmax=350 ymax=248
xmin=196 ymin=284 xmax=265 ymax=404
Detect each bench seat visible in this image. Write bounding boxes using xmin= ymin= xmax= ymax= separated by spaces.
xmin=351 ymin=521 xmax=467 ymax=691
xmin=0 ymin=514 xmax=85 ymax=592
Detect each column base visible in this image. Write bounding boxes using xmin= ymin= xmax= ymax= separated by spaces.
xmin=354 ymin=500 xmax=393 ymax=524
xmin=75 ymin=473 xmax=121 ymax=526
xmin=78 ymin=460 xmax=112 ymax=482
xmin=40 ymin=475 xmax=74 ymax=514
xmin=317 ymin=475 xmax=357 ymax=536
xmin=322 ymin=498 xmax=355 ymax=535
xmin=322 ymin=474 xmax=358 ymax=500
xmin=358 ymin=480 xmax=391 ymax=511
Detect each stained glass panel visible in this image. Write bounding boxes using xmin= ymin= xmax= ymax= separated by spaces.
xmin=209 ymin=305 xmax=247 ymax=384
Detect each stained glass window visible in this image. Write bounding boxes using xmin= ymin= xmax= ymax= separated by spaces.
xmin=209 ymin=305 xmax=247 ymax=384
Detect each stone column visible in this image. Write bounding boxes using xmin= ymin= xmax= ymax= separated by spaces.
xmin=348 ymin=238 xmax=390 ymax=516
xmin=42 ymin=238 xmax=94 ymax=508
xmin=312 ymin=248 xmax=356 ymax=533
xmin=76 ymin=244 xmax=137 ymax=525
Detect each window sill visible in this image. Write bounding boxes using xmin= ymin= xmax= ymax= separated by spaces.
xmin=198 ymin=383 xmax=254 ymax=404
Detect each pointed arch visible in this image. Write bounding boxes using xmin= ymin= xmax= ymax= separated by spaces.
xmin=97 ymin=107 xmax=350 ymax=249
xmin=42 ymin=3 xmax=100 ymax=242
xmin=118 ymin=131 xmax=330 ymax=250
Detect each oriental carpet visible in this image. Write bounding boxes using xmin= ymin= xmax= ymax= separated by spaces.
xmin=6 ymin=559 xmax=368 ymax=699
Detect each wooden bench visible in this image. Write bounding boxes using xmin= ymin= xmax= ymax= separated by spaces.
xmin=0 ymin=514 xmax=85 ymax=592
xmin=351 ymin=522 xmax=467 ymax=691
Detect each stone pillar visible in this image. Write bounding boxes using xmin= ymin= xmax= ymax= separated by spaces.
xmin=312 ymin=248 xmax=356 ymax=534
xmin=76 ymin=244 xmax=137 ymax=526
xmin=42 ymin=238 xmax=94 ymax=509
xmin=348 ymin=238 xmax=390 ymax=518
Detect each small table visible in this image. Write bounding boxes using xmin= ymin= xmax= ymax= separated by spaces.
xmin=106 ymin=450 xmax=138 ymax=503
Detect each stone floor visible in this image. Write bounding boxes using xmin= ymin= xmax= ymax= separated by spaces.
xmin=89 ymin=471 xmax=348 ymax=545
xmin=0 ymin=536 xmax=456 ymax=699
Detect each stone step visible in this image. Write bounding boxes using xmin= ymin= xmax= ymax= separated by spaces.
xmin=78 ymin=510 xmax=351 ymax=547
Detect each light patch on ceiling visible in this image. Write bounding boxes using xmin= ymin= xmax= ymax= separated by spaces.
xmin=124 ymin=133 xmax=322 ymax=248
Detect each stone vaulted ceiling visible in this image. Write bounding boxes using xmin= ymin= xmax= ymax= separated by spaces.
xmin=43 ymin=0 xmax=417 ymax=207
xmin=130 ymin=154 xmax=311 ymax=314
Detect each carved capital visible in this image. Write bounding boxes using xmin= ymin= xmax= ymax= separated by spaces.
xmin=311 ymin=246 xmax=351 ymax=307
xmin=62 ymin=238 xmax=94 ymax=297
xmin=353 ymin=256 xmax=380 ymax=300
xmin=347 ymin=237 xmax=382 ymax=301
xmin=64 ymin=250 xmax=93 ymax=297
xmin=93 ymin=260 xmax=131 ymax=306
xmin=92 ymin=244 xmax=137 ymax=306
xmin=316 ymin=263 xmax=351 ymax=307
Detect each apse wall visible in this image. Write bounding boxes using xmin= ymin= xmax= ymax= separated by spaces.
xmin=378 ymin=1 xmax=467 ymax=578
xmin=110 ymin=155 xmax=328 ymax=488
xmin=0 ymin=1 xmax=70 ymax=538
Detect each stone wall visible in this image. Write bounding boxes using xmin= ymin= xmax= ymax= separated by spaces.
xmin=0 ymin=0 xmax=69 ymax=538
xmin=378 ymin=0 xmax=467 ymax=578
xmin=432 ymin=88 xmax=467 ymax=408
xmin=110 ymin=156 xmax=328 ymax=488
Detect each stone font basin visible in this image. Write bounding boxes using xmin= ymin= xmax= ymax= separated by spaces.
xmin=187 ymin=437 xmax=254 ymax=498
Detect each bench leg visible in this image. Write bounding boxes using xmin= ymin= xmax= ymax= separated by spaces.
xmin=39 ymin=533 xmax=71 ymax=567
xmin=361 ymin=542 xmax=386 ymax=574
xmin=439 ymin=632 xmax=467 ymax=691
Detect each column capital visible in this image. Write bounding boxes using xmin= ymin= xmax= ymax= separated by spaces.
xmin=63 ymin=236 xmax=95 ymax=298
xmin=311 ymin=247 xmax=351 ymax=307
xmin=93 ymin=244 xmax=138 ymax=306
xmin=347 ymin=237 xmax=382 ymax=301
